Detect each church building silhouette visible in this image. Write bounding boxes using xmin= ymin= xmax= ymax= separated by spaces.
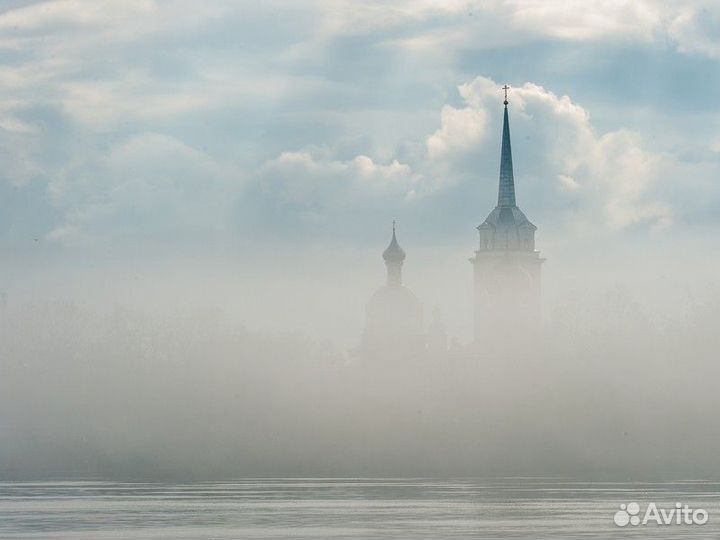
xmin=361 ymin=89 xmax=543 ymax=354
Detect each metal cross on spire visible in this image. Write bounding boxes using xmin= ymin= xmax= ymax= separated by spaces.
xmin=502 ymin=84 xmax=510 ymax=106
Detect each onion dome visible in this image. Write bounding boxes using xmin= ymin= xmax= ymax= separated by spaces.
xmin=382 ymin=221 xmax=406 ymax=263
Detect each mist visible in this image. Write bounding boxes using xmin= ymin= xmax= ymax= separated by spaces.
xmin=2 ymin=231 xmax=719 ymax=482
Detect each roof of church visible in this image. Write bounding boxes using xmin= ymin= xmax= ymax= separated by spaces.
xmin=478 ymin=95 xmax=536 ymax=231
xmin=382 ymin=222 xmax=406 ymax=262
xmin=480 ymin=205 xmax=536 ymax=230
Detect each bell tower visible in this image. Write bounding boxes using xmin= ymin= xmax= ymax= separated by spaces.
xmin=470 ymin=86 xmax=544 ymax=344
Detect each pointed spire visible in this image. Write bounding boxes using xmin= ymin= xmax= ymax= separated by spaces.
xmin=498 ymin=86 xmax=516 ymax=207
xmin=383 ymin=220 xmax=405 ymax=286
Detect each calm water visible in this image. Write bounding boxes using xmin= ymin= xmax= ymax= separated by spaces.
xmin=1 ymin=479 xmax=720 ymax=539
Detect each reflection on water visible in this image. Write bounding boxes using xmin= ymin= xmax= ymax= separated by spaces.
xmin=0 ymin=479 xmax=719 ymax=539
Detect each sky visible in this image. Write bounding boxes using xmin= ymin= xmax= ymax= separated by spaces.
xmin=1 ymin=0 xmax=720 ymax=342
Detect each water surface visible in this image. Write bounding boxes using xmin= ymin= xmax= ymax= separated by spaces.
xmin=1 ymin=479 xmax=719 ymax=539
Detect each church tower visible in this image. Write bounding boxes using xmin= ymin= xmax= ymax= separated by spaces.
xmin=361 ymin=223 xmax=423 ymax=355
xmin=470 ymin=87 xmax=544 ymax=344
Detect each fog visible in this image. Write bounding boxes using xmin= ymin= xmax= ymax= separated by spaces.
xmin=2 ymin=231 xmax=720 ymax=481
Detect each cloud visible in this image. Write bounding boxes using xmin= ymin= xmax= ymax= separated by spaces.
xmin=427 ymin=105 xmax=488 ymax=159
xmin=0 ymin=0 xmax=223 ymax=44
xmin=314 ymin=0 xmax=471 ymax=37
xmin=0 ymin=106 xmax=44 ymax=187
xmin=252 ymin=151 xmax=419 ymax=232
xmin=47 ymin=133 xmax=239 ymax=246
xmin=668 ymin=3 xmax=720 ymax=59
xmin=310 ymin=0 xmax=663 ymax=44
xmin=557 ymin=174 xmax=580 ymax=192
xmin=43 ymin=135 xmax=420 ymax=247
xmin=508 ymin=0 xmax=662 ymax=41
xmin=0 ymin=1 xmax=314 ymax=129
xmin=312 ymin=1 xmax=720 ymax=62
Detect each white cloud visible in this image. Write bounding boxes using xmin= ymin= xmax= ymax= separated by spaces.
xmin=427 ymin=105 xmax=488 ymax=158
xmin=508 ymin=0 xmax=662 ymax=41
xmin=311 ymin=1 xmax=720 ymax=61
xmin=0 ymin=0 xmax=158 ymax=33
xmin=47 ymin=133 xmax=238 ymax=245
xmin=240 ymin=150 xmax=423 ymax=234
xmin=0 ymin=115 xmax=38 ymax=135
xmin=0 ymin=1 xmax=299 ymax=128
xmin=313 ymin=0 xmax=662 ymax=43
xmin=0 ymin=108 xmax=43 ymax=186
xmin=557 ymin=174 xmax=580 ymax=192
xmin=260 ymin=151 xmax=418 ymax=208
xmin=668 ymin=3 xmax=720 ymax=59
xmin=314 ymin=0 xmax=472 ymax=37
xmin=590 ymin=130 xmax=672 ymax=230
